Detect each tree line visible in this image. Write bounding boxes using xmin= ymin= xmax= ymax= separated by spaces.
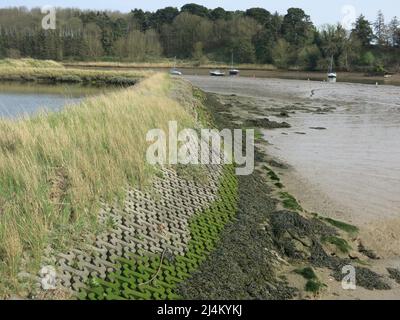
xmin=0 ymin=4 xmax=399 ymax=71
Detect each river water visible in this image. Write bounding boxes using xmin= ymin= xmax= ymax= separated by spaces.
xmin=0 ymin=82 xmax=105 ymax=119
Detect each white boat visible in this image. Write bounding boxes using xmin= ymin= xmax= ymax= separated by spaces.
xmin=327 ymin=56 xmax=337 ymax=82
xmin=210 ymin=70 xmax=225 ymax=76
xmin=170 ymin=57 xmax=182 ymax=75
xmin=229 ymin=53 xmax=240 ymax=76
xmin=170 ymin=69 xmax=182 ymax=76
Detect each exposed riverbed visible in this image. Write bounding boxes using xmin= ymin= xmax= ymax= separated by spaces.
xmin=185 ymin=75 xmax=400 ymax=260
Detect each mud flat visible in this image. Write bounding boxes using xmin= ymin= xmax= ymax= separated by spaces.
xmin=185 ymin=75 xmax=400 ymax=253
xmin=261 ymin=81 xmax=400 ymax=259
xmin=186 ymin=75 xmax=400 ymax=299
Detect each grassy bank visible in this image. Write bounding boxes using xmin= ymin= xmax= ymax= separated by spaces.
xmin=0 ymin=73 xmax=197 ymax=295
xmin=0 ymin=59 xmax=148 ymax=85
xmin=0 ymin=67 xmax=147 ymax=85
xmin=0 ymin=58 xmax=64 ymax=69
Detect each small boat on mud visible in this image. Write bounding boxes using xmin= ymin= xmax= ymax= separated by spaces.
xmin=327 ymin=56 xmax=337 ymax=83
xmin=210 ymin=70 xmax=225 ymax=76
xmin=170 ymin=57 xmax=182 ymax=75
xmin=170 ymin=69 xmax=182 ymax=76
xmin=229 ymin=53 xmax=240 ymax=76
xmin=327 ymin=72 xmax=337 ymax=80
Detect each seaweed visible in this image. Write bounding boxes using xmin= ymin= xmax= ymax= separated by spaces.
xmin=318 ymin=216 xmax=359 ymax=234
xmin=280 ymin=192 xmax=303 ymax=211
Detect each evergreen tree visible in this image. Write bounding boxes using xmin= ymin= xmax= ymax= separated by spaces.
xmin=282 ymin=8 xmax=313 ymax=47
xmin=0 ymin=6 xmax=397 ymax=70
xmin=245 ymin=8 xmax=271 ymax=25
xmin=181 ymin=3 xmax=209 ymax=18
xmin=352 ymin=15 xmax=374 ymax=47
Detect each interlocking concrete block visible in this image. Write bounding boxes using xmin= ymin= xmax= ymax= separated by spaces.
xmin=46 ymin=157 xmax=224 ymax=296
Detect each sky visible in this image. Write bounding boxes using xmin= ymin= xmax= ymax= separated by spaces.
xmin=0 ymin=0 xmax=398 ymax=27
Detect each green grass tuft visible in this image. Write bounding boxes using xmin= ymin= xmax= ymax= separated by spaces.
xmin=295 ymin=267 xmax=317 ymax=280
xmin=280 ymin=192 xmax=303 ymax=211
xmin=275 ymin=182 xmax=284 ymax=189
xmin=295 ymin=267 xmax=325 ymax=294
xmin=263 ymin=166 xmax=281 ymax=182
xmin=322 ymin=236 xmax=352 ymax=253
xmin=305 ymin=279 xmax=325 ymax=294
xmin=267 ymin=171 xmax=280 ymax=181
xmin=254 ymin=129 xmax=263 ymax=141
xmin=320 ymin=217 xmax=359 ymax=234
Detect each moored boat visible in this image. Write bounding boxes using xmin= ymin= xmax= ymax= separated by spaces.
xmin=327 ymin=56 xmax=337 ymax=82
xmin=170 ymin=69 xmax=182 ymax=76
xmin=170 ymin=57 xmax=182 ymax=75
xmin=210 ymin=70 xmax=225 ymax=76
xmin=229 ymin=53 xmax=240 ymax=76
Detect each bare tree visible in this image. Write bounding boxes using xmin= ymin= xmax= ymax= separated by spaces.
xmin=388 ymin=16 xmax=400 ymax=47
xmin=374 ymin=10 xmax=389 ymax=46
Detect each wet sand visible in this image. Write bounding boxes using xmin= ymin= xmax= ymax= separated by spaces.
xmin=186 ymin=75 xmax=400 ymax=259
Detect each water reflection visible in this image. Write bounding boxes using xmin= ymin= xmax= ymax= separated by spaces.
xmin=265 ymin=83 xmax=400 ymax=223
xmin=0 ymin=82 xmax=110 ymax=119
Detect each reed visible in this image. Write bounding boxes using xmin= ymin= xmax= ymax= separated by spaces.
xmin=0 ymin=58 xmax=64 ymax=68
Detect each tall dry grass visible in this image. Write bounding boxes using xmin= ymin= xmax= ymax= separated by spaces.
xmin=0 ymin=58 xmax=64 ymax=68
xmin=0 ymin=73 xmax=196 ymax=292
xmin=0 ymin=66 xmax=148 ymax=84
